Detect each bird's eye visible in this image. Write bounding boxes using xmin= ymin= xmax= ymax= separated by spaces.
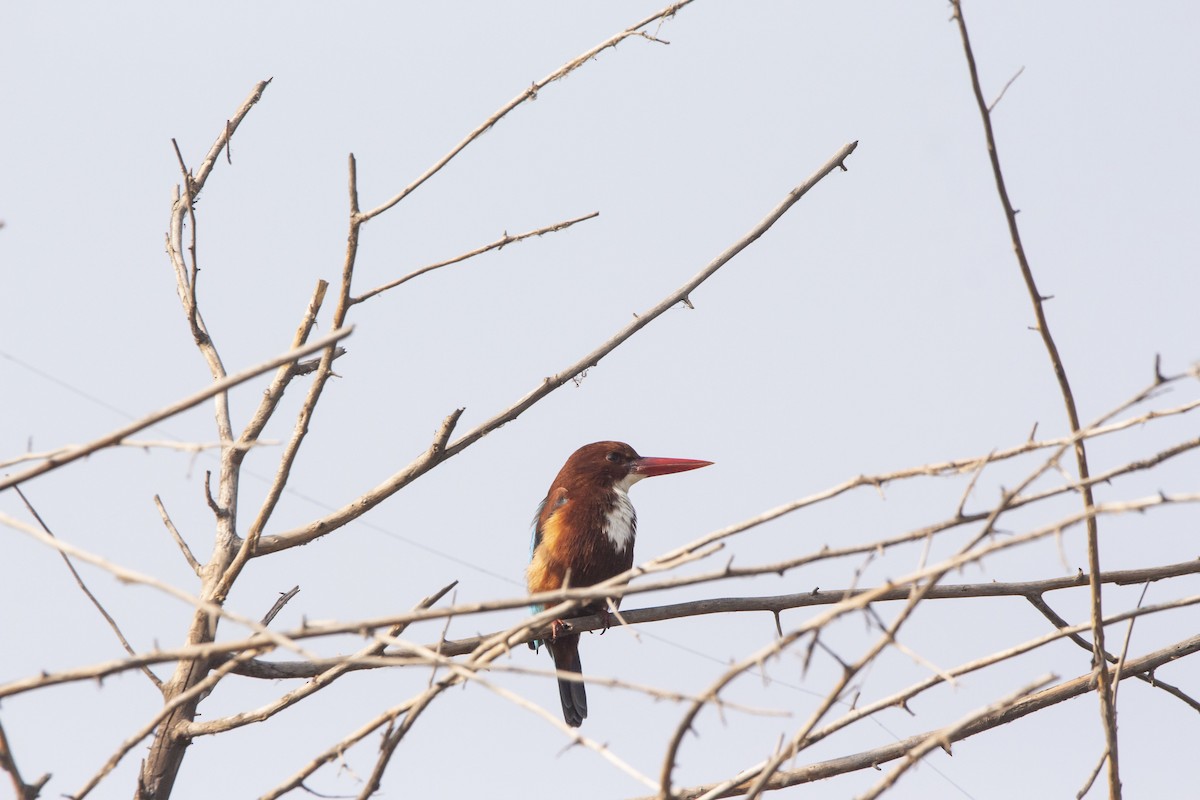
xmin=606 ymin=452 xmax=621 ymax=463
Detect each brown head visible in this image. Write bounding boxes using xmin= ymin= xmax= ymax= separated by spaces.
xmin=550 ymin=441 xmax=713 ymax=497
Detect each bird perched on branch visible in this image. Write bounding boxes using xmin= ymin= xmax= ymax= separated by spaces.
xmin=527 ymin=441 xmax=712 ymax=727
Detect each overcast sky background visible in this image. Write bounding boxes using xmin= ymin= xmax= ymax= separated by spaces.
xmin=2 ymin=2 xmax=1198 ymax=798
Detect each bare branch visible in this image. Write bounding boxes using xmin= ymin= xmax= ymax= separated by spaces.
xmin=355 ymin=3 xmax=696 ymax=223
xmin=988 ymin=65 xmax=1025 ymax=112
xmin=74 ymin=649 xmax=266 ymax=799
xmin=0 ymin=328 xmax=353 ymax=491
xmin=858 ymin=675 xmax=1057 ymax=800
xmin=260 ymin=586 xmax=300 ymax=627
xmin=7 ymin=553 xmax=1198 ymax=700
xmin=0 ymin=439 xmax=276 ymax=469
xmin=950 ymin=3 xmax=1119 ymax=790
xmin=192 ymin=79 xmax=272 ymax=194
xmin=638 ymin=633 xmax=1200 ymax=800
xmin=209 ymin=282 xmax=344 ymax=607
xmin=181 ymin=582 xmax=457 ymax=739
xmin=0 ymin=511 xmax=320 ymax=662
xmin=15 ymin=486 xmax=162 ymax=690
xmin=255 ymin=140 xmax=858 ymax=556
xmin=352 ymin=212 xmax=600 ymax=305
xmin=0 ymin=717 xmax=50 ymax=800
xmin=259 ymin=695 xmax=425 ymax=800
xmin=154 ymin=494 xmax=202 ymax=576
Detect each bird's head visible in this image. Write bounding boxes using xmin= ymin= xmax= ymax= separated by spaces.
xmin=556 ymin=441 xmax=713 ymax=494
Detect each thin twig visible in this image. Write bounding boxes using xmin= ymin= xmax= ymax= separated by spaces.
xmin=14 ymin=487 xmax=162 ymax=690
xmin=181 ymin=582 xmax=456 ymax=739
xmin=154 ymin=495 xmax=201 ymax=576
xmin=352 ymin=212 xmax=600 ymax=304
xmin=7 ymin=549 xmax=1199 ymax=700
xmin=0 ymin=511 xmax=321 ymax=662
xmin=74 ymin=649 xmax=266 ymax=799
xmin=255 ymin=140 xmax=858 ymax=556
xmin=858 ymin=675 xmax=1057 ymax=800
xmin=355 ymin=3 xmax=695 ymax=224
xmin=636 ymin=633 xmax=1200 ymax=800
xmin=988 ymin=65 xmax=1025 ymax=112
xmin=260 ymin=586 xmax=300 ymax=626
xmin=0 ymin=328 xmax=353 ymax=491
xmin=951 ymin=5 xmax=1118 ymax=790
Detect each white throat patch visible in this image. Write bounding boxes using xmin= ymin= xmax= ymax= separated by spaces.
xmin=603 ymin=484 xmax=638 ymax=553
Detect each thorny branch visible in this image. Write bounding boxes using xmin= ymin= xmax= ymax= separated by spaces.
xmin=634 ymin=633 xmax=1200 ymax=800
xmin=951 ymin=3 xmax=1121 ymax=795
xmin=253 ymin=139 xmax=858 ymax=556
xmin=0 ymin=718 xmax=49 ymax=800
xmin=4 ymin=2 xmax=1196 ymax=798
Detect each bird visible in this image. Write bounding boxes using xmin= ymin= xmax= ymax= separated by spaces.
xmin=526 ymin=441 xmax=713 ymax=727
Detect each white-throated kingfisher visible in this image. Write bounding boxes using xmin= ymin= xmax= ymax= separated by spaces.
xmin=526 ymin=441 xmax=712 ymax=727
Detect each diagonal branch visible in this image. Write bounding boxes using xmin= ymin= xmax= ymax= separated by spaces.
xmin=74 ymin=649 xmax=267 ymax=799
xmin=154 ymin=494 xmax=201 ymax=576
xmin=352 ymin=212 xmax=600 ymax=305
xmin=180 ymin=581 xmax=458 ymax=738
xmin=254 ymin=140 xmax=858 ymax=555
xmin=950 ymin=3 xmax=1119 ymax=794
xmin=1026 ymin=592 xmax=1200 ymax=714
xmin=355 ymin=3 xmax=695 ymax=223
xmin=14 ymin=487 xmax=161 ymax=689
xmin=636 ymin=633 xmax=1200 ymax=800
xmin=0 ymin=717 xmax=49 ymax=800
xmin=0 ymin=328 xmax=351 ymax=491
xmin=858 ymin=675 xmax=1057 ymax=800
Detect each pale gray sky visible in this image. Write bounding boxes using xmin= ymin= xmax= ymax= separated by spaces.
xmin=2 ymin=2 xmax=1198 ymax=798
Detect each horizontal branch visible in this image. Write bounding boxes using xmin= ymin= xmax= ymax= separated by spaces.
xmin=7 ymin=556 xmax=1192 ymax=694
xmin=409 ymin=558 xmax=1200 ymax=660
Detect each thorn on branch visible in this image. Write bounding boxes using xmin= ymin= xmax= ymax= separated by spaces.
xmin=1154 ymin=354 xmax=1166 ymax=385
xmin=801 ymin=633 xmax=818 ymax=678
xmin=261 ymin=586 xmax=300 ymax=626
xmin=293 ymin=346 xmax=347 ymax=376
xmin=836 ymin=142 xmax=859 ymax=171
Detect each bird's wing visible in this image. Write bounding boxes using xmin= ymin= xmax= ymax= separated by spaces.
xmin=529 ymin=497 xmax=547 ymax=562
xmin=530 ymin=487 xmax=569 ymax=560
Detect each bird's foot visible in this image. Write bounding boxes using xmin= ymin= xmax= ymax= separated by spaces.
xmin=598 ymin=607 xmax=613 ymax=635
xmin=549 ymin=618 xmax=570 ymax=643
